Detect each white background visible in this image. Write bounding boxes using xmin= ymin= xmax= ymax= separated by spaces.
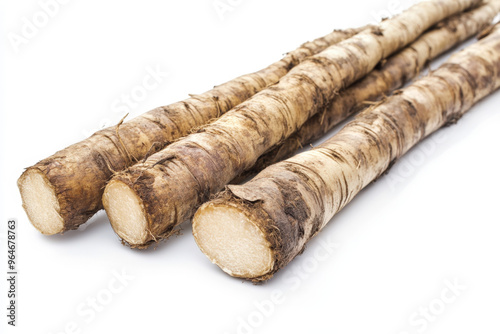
xmin=1 ymin=0 xmax=499 ymax=333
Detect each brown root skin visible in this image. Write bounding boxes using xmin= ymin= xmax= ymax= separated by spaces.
xmin=195 ymin=22 xmax=500 ymax=281
xmin=104 ymin=0 xmax=480 ymax=247
xmin=18 ymin=27 xmax=363 ymax=235
xmin=232 ymin=0 xmax=500 ymax=183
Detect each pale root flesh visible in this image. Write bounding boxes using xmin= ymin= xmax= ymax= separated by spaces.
xmin=193 ymin=204 xmax=273 ymax=278
xmin=102 ymin=180 xmax=149 ymax=245
xmin=18 ymin=169 xmax=64 ymax=235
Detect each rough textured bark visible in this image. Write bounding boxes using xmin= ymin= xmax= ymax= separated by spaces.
xmin=103 ymin=0 xmax=480 ymax=247
xmin=234 ymin=0 xmax=500 ymax=182
xmin=18 ymin=25 xmax=363 ymax=235
xmin=193 ymin=23 xmax=500 ymax=281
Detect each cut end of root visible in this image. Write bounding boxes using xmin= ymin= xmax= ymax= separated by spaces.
xmin=193 ymin=203 xmax=274 ymax=279
xmin=103 ymin=180 xmax=149 ymax=246
xmin=18 ymin=169 xmax=65 ymax=235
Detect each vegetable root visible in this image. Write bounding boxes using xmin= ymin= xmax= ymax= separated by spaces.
xmin=193 ymin=22 xmax=500 ymax=281
xmin=234 ymin=0 xmax=500 ymax=182
xmin=103 ymin=0 xmax=479 ymax=247
xmin=18 ymin=25 xmax=362 ymax=235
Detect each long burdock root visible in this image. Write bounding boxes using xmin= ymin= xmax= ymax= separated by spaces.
xmin=233 ymin=0 xmax=500 ymax=182
xmin=193 ymin=23 xmax=500 ymax=281
xmin=18 ymin=26 xmax=362 ymax=235
xmin=103 ymin=0 xmax=480 ymax=248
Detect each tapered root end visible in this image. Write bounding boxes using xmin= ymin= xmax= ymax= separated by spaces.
xmin=103 ymin=180 xmax=149 ymax=246
xmin=18 ymin=169 xmax=65 ymax=235
xmin=193 ymin=203 xmax=274 ymax=279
